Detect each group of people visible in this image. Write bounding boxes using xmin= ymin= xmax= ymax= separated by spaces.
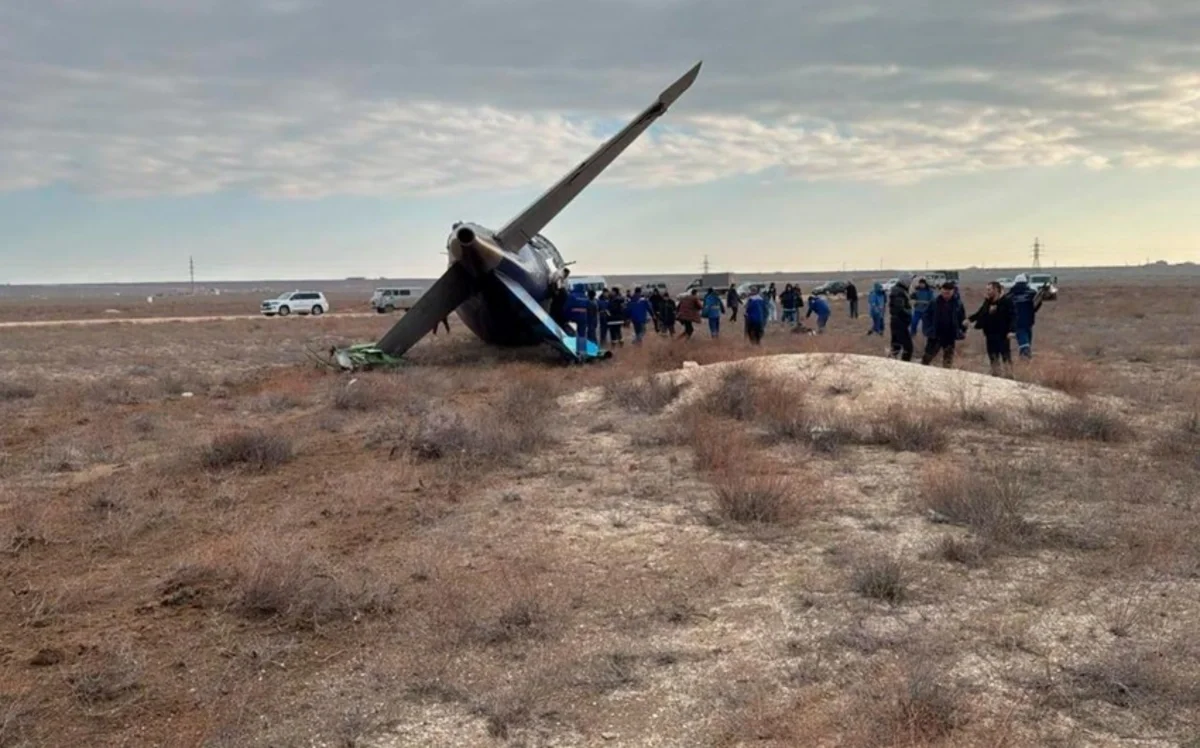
xmin=559 ymin=281 xmax=848 ymax=354
xmin=879 ymin=272 xmax=1044 ymax=377
xmin=557 ymin=272 xmax=1045 ymax=376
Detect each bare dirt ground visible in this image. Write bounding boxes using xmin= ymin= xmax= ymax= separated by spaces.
xmin=1 ymin=283 xmax=1198 ymax=747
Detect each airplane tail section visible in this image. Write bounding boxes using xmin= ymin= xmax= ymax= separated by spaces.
xmin=494 ymin=61 xmax=702 ymax=251
xmin=494 ymin=271 xmax=610 ymax=362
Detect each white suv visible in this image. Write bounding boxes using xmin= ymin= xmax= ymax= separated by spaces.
xmin=261 ymin=291 xmax=329 ymax=317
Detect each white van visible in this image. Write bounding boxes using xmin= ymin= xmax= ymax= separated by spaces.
xmin=370 ymin=287 xmax=424 ymax=313
xmin=567 ymin=275 xmax=607 ymax=293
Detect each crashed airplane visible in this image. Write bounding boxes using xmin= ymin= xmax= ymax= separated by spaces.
xmin=329 ymin=62 xmax=702 ymax=370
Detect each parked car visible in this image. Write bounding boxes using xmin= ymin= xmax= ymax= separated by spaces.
xmin=811 ymin=280 xmax=848 ymax=297
xmin=370 ymin=287 xmax=424 ymax=313
xmin=734 ymin=280 xmax=771 ymax=299
xmin=1028 ymin=273 xmax=1059 ymax=300
xmin=261 ymin=291 xmax=329 ymax=317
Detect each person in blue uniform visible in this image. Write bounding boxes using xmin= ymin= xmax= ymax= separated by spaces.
xmin=805 ymin=294 xmax=831 ymax=333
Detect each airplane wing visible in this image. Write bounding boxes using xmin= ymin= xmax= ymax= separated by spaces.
xmin=494 ymin=271 xmax=608 ymax=361
xmin=375 ymin=262 xmax=476 ymax=357
xmin=494 ymin=61 xmax=702 ymax=251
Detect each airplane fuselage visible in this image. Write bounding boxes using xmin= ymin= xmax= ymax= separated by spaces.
xmin=446 ymin=223 xmax=570 ymax=346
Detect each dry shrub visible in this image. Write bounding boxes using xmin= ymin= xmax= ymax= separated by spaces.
xmin=868 ymin=405 xmax=950 ymax=453
xmin=1019 ymin=355 xmax=1095 ymax=397
xmin=702 ymin=365 xmax=760 ymax=421
xmin=0 ymin=381 xmax=36 ymax=401
xmin=851 ymin=554 xmax=909 ymax=605
xmin=201 ymin=429 xmax=293 ymax=471
xmin=934 ymin=534 xmax=989 ymax=568
xmin=1154 ymin=409 xmax=1200 ymax=466
xmin=922 ymin=462 xmax=1033 ymax=548
xmin=409 ymin=402 xmax=546 ymax=464
xmin=687 ymin=416 xmax=753 ymax=473
xmin=712 ymin=473 xmax=803 ymax=525
xmin=67 ymin=645 xmax=143 ymax=709
xmin=236 ymin=543 xmax=396 ymax=630
xmin=1069 ymin=642 xmax=1200 ymax=711
xmin=604 ymin=374 xmax=683 ymax=414
xmin=1037 ymin=399 xmax=1133 ymax=442
xmin=858 ymin=659 xmax=967 ymax=744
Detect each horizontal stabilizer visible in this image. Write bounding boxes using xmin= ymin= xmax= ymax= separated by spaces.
xmin=376 ymin=262 xmax=475 ymax=357
xmin=494 ymin=272 xmax=607 ymax=361
xmin=494 ymin=61 xmax=702 ymax=251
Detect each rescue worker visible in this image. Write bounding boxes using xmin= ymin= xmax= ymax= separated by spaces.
xmin=597 ymin=288 xmax=610 ymax=346
xmin=846 ymin=280 xmax=859 ymax=319
xmin=565 ymin=283 xmax=590 ymax=358
xmin=606 ymin=287 xmax=626 ymax=347
xmin=677 ymin=288 xmax=703 ymax=339
xmin=703 ymin=287 xmax=725 ymax=338
xmin=743 ymin=287 xmax=767 ymax=344
xmin=889 ymin=273 xmax=915 ymax=361
xmin=726 ymin=285 xmax=741 ymax=322
xmin=1007 ymin=274 xmax=1043 ymax=359
xmin=910 ymin=277 xmax=934 ymax=337
xmin=920 ymin=281 xmax=966 ymax=368
xmin=867 ymin=282 xmax=886 ymax=336
xmin=805 ymin=294 xmax=831 ymax=333
xmin=968 ymin=280 xmax=1015 ymax=377
xmin=585 ymin=289 xmax=600 ymax=346
xmin=627 ymin=287 xmax=653 ymax=344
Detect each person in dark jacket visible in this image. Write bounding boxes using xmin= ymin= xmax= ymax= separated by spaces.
xmin=659 ymin=290 xmax=677 ymax=335
xmin=780 ymin=285 xmax=801 ymax=325
xmin=888 ymin=274 xmax=914 ymax=361
xmin=969 ymin=281 xmax=1015 ymax=377
xmin=585 ymin=289 xmax=599 ymax=345
xmin=606 ymin=287 xmax=625 ymax=347
xmin=648 ymin=289 xmax=664 ymax=333
xmin=597 ymin=289 xmax=610 ymax=346
xmin=726 ymin=285 xmax=740 ymax=322
xmin=845 ymin=281 xmax=859 ymax=319
xmin=1007 ymin=274 xmax=1043 ymax=359
xmin=920 ymin=282 xmax=966 ymax=368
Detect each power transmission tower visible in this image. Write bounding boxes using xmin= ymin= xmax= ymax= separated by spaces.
xmin=189 ymin=256 xmax=195 ymax=294
xmin=1031 ymin=238 xmax=1042 ymax=269
xmin=702 ymin=254 xmax=710 ymax=275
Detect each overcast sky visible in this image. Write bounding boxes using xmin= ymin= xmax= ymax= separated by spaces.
xmin=2 ymin=0 xmax=1199 ymax=282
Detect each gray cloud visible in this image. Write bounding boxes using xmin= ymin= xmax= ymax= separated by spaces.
xmin=2 ymin=0 xmax=1198 ymax=196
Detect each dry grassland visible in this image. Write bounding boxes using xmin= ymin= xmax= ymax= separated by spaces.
xmin=1 ymin=283 xmax=1198 ymax=747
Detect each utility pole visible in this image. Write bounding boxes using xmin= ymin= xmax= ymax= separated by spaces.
xmin=1031 ymin=238 xmax=1042 ymax=269
xmin=189 ymin=256 xmax=195 ymax=295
